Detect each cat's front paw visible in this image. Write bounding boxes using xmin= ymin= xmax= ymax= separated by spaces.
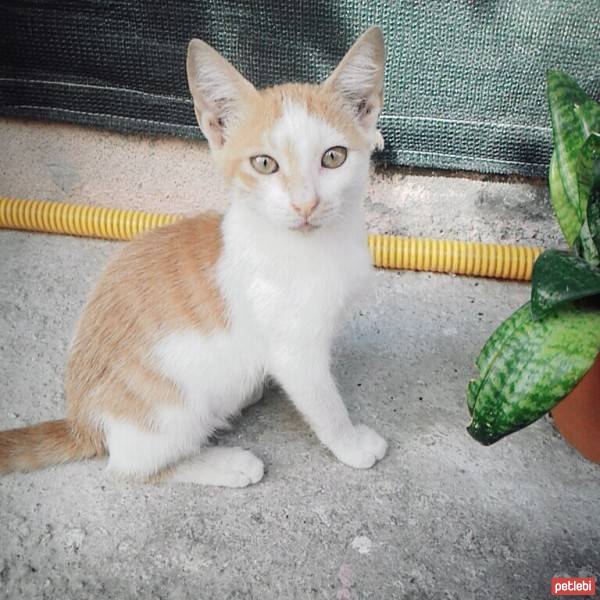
xmin=333 ymin=424 xmax=388 ymax=469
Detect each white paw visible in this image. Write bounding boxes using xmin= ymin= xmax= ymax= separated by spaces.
xmin=333 ymin=424 xmax=388 ymax=469
xmin=172 ymin=447 xmax=264 ymax=487
xmin=215 ymin=447 xmax=265 ymax=487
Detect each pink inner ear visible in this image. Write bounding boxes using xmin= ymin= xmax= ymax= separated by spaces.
xmin=209 ymin=119 xmax=224 ymax=144
xmin=356 ymin=97 xmax=381 ymax=131
xmin=201 ymin=113 xmax=225 ymax=148
xmin=357 ymin=99 xmax=372 ymax=118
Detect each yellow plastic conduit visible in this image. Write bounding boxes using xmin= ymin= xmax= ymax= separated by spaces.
xmin=0 ymin=196 xmax=543 ymax=281
xmin=368 ymin=234 xmax=542 ymax=281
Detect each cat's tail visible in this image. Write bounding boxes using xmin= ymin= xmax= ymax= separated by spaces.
xmin=0 ymin=419 xmax=105 ymax=474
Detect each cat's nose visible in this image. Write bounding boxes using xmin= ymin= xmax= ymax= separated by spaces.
xmin=291 ymin=197 xmax=320 ymax=219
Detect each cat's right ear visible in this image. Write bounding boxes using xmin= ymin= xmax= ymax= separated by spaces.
xmin=187 ymin=40 xmax=257 ymax=150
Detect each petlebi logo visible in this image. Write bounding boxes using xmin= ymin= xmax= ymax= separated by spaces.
xmin=551 ymin=576 xmax=596 ymax=596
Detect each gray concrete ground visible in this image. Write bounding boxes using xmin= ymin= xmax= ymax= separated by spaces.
xmin=1 ymin=119 xmax=598 ymax=599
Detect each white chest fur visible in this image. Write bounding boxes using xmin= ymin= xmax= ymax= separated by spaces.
xmin=152 ymin=200 xmax=370 ymax=409
xmin=219 ymin=200 xmax=372 ymax=349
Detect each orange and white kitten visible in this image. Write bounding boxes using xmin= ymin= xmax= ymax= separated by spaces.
xmin=0 ymin=27 xmax=388 ymax=486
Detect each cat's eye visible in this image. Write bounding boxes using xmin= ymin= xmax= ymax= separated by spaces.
xmin=321 ymin=146 xmax=347 ymax=169
xmin=250 ymin=155 xmax=279 ymax=175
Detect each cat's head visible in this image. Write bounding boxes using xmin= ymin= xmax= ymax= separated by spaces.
xmin=187 ymin=27 xmax=385 ymax=232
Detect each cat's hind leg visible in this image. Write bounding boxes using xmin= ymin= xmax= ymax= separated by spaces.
xmin=104 ymin=419 xmax=264 ymax=487
xmin=104 ymin=417 xmax=198 ymax=480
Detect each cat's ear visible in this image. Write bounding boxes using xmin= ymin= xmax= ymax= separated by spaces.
xmin=187 ymin=39 xmax=257 ymax=149
xmin=322 ymin=26 xmax=385 ymax=133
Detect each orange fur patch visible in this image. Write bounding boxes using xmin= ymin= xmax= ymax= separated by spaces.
xmin=65 ymin=213 xmax=227 ymax=430
xmin=218 ymin=83 xmax=368 ymax=184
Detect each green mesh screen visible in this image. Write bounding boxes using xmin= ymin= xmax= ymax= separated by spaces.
xmin=1 ymin=1 xmax=598 ymax=176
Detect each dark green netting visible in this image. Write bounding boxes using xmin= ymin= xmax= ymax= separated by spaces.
xmin=1 ymin=1 xmax=598 ymax=176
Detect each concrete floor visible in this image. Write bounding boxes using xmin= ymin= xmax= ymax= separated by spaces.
xmin=0 ymin=119 xmax=598 ymax=599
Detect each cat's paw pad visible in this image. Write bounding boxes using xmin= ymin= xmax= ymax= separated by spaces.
xmin=334 ymin=424 xmax=388 ymax=469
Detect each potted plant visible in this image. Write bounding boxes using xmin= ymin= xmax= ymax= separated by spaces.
xmin=467 ymin=70 xmax=600 ymax=462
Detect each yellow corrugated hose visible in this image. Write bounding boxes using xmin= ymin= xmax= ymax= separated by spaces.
xmin=0 ymin=196 xmax=543 ymax=281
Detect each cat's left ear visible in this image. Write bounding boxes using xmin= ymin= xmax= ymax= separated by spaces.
xmin=187 ymin=39 xmax=257 ymax=150
xmin=322 ymin=26 xmax=385 ymax=133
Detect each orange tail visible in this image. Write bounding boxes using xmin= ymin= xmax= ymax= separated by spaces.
xmin=0 ymin=419 xmax=105 ymax=474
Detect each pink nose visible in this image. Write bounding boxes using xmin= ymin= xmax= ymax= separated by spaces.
xmin=291 ymin=197 xmax=320 ymax=219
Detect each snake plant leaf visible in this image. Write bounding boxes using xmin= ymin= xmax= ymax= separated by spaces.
xmin=549 ymin=150 xmax=582 ymax=246
xmin=576 ymin=132 xmax=600 ymax=219
xmin=572 ymin=134 xmax=600 ymax=264
xmin=547 ymin=71 xmax=597 ymax=217
xmin=531 ymin=249 xmax=600 ymax=319
xmin=579 ymin=134 xmax=600 ymax=263
xmin=577 ymin=221 xmax=600 ymax=267
xmin=587 ymin=180 xmax=600 ymax=254
xmin=574 ymin=98 xmax=600 ymax=139
xmin=467 ymin=302 xmax=600 ymax=446
xmin=467 ymin=303 xmax=532 ymax=415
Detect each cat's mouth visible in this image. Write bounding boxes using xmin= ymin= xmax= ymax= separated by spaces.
xmin=292 ymin=222 xmax=320 ymax=233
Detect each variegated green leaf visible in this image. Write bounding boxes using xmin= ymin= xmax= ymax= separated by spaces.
xmin=467 ymin=303 xmax=532 ymax=415
xmin=549 ymin=150 xmax=582 ymax=246
xmin=574 ymin=98 xmax=600 ymax=139
xmin=576 ymin=132 xmax=600 ymax=219
xmin=577 ymin=220 xmax=600 ymax=266
xmin=587 ymin=180 xmax=600 ymax=254
xmin=574 ymin=133 xmax=600 ymax=265
xmin=531 ymin=249 xmax=600 ymax=319
xmin=474 ymin=302 xmax=533 ymax=375
xmin=547 ymin=71 xmax=596 ymax=216
xmin=467 ymin=302 xmax=600 ymax=446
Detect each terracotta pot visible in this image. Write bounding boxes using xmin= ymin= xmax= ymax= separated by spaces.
xmin=551 ymin=356 xmax=600 ymax=464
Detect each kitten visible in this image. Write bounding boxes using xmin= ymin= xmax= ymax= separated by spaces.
xmin=0 ymin=27 xmax=388 ymax=486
